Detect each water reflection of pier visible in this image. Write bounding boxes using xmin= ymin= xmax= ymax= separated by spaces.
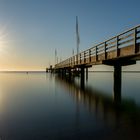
xmin=55 ymin=76 xmax=140 ymax=140
xmin=54 ymin=25 xmax=140 ymax=104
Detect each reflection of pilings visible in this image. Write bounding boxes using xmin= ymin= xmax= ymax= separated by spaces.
xmin=68 ymin=68 xmax=72 ymax=81
xmin=56 ymin=76 xmax=109 ymax=112
xmin=55 ymin=75 xmax=140 ymax=129
xmin=57 ymin=66 xmax=87 ymax=88
xmin=86 ymin=67 xmax=88 ymax=81
xmin=56 ymin=76 xmax=119 ymax=125
xmin=80 ymin=67 xmax=85 ymax=89
xmin=114 ymin=64 xmax=121 ymax=104
xmin=62 ymin=68 xmax=66 ymax=78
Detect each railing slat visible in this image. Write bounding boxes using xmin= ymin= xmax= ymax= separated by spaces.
xmin=118 ymin=38 xmax=134 ymax=47
xmin=119 ymin=32 xmax=133 ymax=41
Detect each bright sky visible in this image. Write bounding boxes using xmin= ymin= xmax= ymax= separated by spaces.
xmin=0 ymin=0 xmax=140 ymax=71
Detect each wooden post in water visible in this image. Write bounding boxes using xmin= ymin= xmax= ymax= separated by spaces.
xmin=103 ymin=59 xmax=136 ymax=104
xmin=113 ymin=64 xmax=121 ymax=104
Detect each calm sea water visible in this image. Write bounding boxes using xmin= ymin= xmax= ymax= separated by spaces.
xmin=0 ymin=72 xmax=139 ymax=140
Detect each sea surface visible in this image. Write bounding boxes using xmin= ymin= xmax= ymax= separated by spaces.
xmin=0 ymin=72 xmax=139 ymax=140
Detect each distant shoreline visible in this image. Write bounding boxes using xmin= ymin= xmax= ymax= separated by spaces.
xmin=0 ymin=70 xmax=139 ymax=73
xmin=0 ymin=71 xmax=46 ymax=73
xmin=89 ymin=71 xmax=140 ymax=73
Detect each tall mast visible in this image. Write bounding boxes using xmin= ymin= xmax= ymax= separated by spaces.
xmin=55 ymin=48 xmax=57 ymax=65
xmin=76 ymin=16 xmax=80 ymax=65
xmin=76 ymin=16 xmax=80 ymax=55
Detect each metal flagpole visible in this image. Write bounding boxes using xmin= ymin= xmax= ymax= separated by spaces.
xmin=76 ymin=16 xmax=80 ymax=65
xmin=72 ymin=49 xmax=74 ymax=56
xmin=55 ymin=48 xmax=57 ymax=65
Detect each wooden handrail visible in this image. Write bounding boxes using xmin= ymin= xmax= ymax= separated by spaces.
xmin=55 ymin=25 xmax=140 ymax=68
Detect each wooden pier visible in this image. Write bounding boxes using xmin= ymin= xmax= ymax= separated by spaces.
xmin=54 ymin=25 xmax=140 ymax=98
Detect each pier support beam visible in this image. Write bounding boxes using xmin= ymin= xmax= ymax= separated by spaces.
xmin=114 ymin=64 xmax=121 ymax=103
xmin=103 ymin=59 xmax=136 ymax=104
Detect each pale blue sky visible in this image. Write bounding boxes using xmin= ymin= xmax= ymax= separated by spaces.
xmin=0 ymin=0 xmax=140 ymax=70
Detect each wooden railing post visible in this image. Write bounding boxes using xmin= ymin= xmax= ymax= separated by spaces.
xmin=76 ymin=54 xmax=78 ymax=65
xmin=134 ymin=28 xmax=138 ymax=53
xmin=69 ymin=58 xmax=70 ymax=67
xmin=89 ymin=49 xmax=91 ymax=62
xmin=104 ymin=42 xmax=107 ymax=59
xmin=77 ymin=54 xmax=79 ymax=65
xmin=80 ymin=53 xmax=81 ymax=64
xmin=84 ymin=51 xmax=86 ymax=63
xmin=116 ymin=36 xmax=120 ymax=57
xmin=96 ymin=46 xmax=98 ymax=61
xmin=73 ymin=56 xmax=75 ymax=65
xmin=72 ymin=57 xmax=73 ymax=66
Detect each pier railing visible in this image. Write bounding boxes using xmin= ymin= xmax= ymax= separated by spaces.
xmin=55 ymin=25 xmax=140 ymax=69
